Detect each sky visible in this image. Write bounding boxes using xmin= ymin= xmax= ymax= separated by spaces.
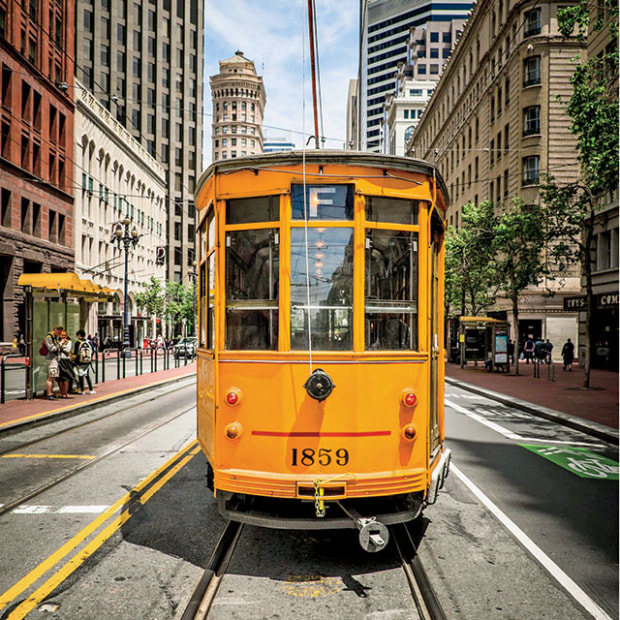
xmin=203 ymin=1 xmax=360 ymax=166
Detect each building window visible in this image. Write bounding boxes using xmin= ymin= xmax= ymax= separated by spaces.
xmin=524 ymin=56 xmax=541 ymax=86
xmin=523 ymin=106 xmax=540 ymax=135
xmin=430 ymin=32 xmax=439 ymax=42
xmin=524 ymin=9 xmax=542 ymax=37
xmin=418 ymin=64 xmax=427 ymax=75
xmin=522 ymin=155 xmax=540 ymax=185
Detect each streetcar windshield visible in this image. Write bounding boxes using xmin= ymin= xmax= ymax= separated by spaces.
xmin=290 ymin=227 xmax=353 ymax=350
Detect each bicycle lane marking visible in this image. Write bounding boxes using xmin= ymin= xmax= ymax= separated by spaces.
xmin=0 ymin=439 xmax=200 ymax=617
xmin=520 ymin=445 xmax=619 ymax=480
xmin=451 ymin=464 xmax=612 ymax=620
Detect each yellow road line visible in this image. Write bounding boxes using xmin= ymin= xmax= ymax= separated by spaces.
xmin=1 ymin=454 xmax=95 ymax=460
xmin=0 ymin=439 xmax=199 ymax=613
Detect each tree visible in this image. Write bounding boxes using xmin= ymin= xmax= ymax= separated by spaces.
xmin=493 ymin=199 xmax=547 ymax=375
xmin=541 ymin=0 xmax=618 ymax=387
xmin=135 ymin=276 xmax=165 ymax=319
xmin=445 ymin=201 xmax=499 ymax=317
xmin=165 ymin=280 xmax=196 ymax=336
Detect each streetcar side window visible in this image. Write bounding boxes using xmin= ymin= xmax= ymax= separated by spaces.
xmin=225 ymin=229 xmax=279 ymax=350
xmin=365 ymin=230 xmax=418 ymax=350
xmin=290 ymin=227 xmax=353 ymax=351
xmin=227 ymin=195 xmax=279 ymax=224
xmin=291 ymin=184 xmax=354 ymax=220
xmin=366 ymin=196 xmax=418 ymax=225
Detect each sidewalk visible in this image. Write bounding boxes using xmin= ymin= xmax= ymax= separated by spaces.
xmin=0 ymin=362 xmax=196 ymax=434
xmin=445 ymin=361 xmax=618 ymax=443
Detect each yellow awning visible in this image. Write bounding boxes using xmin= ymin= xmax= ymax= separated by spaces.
xmin=17 ymin=273 xmax=115 ymax=299
xmin=459 ymin=316 xmax=505 ymax=324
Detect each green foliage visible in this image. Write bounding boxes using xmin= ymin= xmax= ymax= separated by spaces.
xmin=445 ymin=201 xmax=499 ymax=315
xmin=493 ymin=198 xmax=547 ymax=300
xmin=165 ymin=280 xmax=196 ymax=331
xmin=134 ymin=276 xmax=164 ymax=317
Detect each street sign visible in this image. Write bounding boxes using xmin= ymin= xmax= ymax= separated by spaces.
xmin=521 ymin=444 xmax=619 ymax=480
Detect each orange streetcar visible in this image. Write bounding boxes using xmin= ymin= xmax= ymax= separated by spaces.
xmin=194 ymin=151 xmax=450 ymax=551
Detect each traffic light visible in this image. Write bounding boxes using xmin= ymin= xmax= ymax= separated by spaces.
xmin=156 ymin=247 xmax=166 ymax=265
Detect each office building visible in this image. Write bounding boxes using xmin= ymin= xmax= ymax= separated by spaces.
xmin=0 ymin=0 xmax=75 ymax=343
xmin=408 ymin=0 xmax=587 ymax=349
xmin=75 ymin=0 xmax=203 ymax=285
xmin=361 ymin=0 xmax=472 ymax=152
xmin=210 ymin=51 xmax=266 ymax=161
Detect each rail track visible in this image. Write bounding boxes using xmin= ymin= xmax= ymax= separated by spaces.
xmin=180 ymin=519 xmax=446 ymax=620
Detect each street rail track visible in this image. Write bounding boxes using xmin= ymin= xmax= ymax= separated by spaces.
xmin=393 ymin=522 xmax=447 ymax=620
xmin=0 ymin=402 xmax=195 ymax=517
xmin=179 ymin=519 xmax=446 ymax=620
xmin=180 ymin=521 xmax=243 ymax=620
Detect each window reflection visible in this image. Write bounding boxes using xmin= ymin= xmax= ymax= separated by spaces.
xmin=365 ymin=229 xmax=418 ymax=350
xmin=225 ymin=229 xmax=278 ymax=350
xmin=290 ymin=228 xmax=353 ymax=350
xmin=291 ymin=184 xmax=354 ymax=220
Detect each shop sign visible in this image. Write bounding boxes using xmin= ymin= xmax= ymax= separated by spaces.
xmin=563 ymin=296 xmax=587 ymax=311
xmin=597 ymin=293 xmax=618 ymax=309
xmin=521 ymin=444 xmax=619 ymax=479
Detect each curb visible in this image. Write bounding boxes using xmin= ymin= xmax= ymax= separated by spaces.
xmin=445 ymin=377 xmax=619 ymax=446
xmin=0 ymin=372 xmax=196 ymax=437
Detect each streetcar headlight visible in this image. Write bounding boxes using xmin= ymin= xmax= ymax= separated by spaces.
xmin=400 ymin=388 xmax=417 ymax=408
xmin=224 ymin=387 xmax=243 ymax=406
xmin=225 ymin=422 xmax=243 ymax=439
xmin=400 ymin=424 xmax=417 ymax=441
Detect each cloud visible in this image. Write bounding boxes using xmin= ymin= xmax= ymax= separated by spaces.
xmin=203 ymin=0 xmax=358 ymax=163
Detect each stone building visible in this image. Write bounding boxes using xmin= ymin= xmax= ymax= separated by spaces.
xmin=210 ymin=51 xmax=266 ymax=161
xmin=75 ymin=0 xmax=203 ymax=285
xmin=0 ymin=0 xmax=75 ymax=344
xmin=574 ymin=2 xmax=618 ymax=370
xmin=408 ymin=0 xmax=587 ymax=350
xmin=74 ymin=81 xmax=166 ymax=343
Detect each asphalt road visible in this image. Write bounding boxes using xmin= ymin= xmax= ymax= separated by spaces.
xmin=0 ymin=380 xmax=616 ymax=619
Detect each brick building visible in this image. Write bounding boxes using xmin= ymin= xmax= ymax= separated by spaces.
xmin=0 ymin=0 xmax=75 ymax=343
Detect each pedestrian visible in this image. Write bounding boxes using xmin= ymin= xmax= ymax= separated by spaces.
xmin=544 ymin=339 xmax=554 ymax=364
xmin=12 ymin=330 xmax=25 ymax=356
xmin=91 ymin=333 xmax=100 ymax=352
xmin=561 ymin=338 xmax=575 ymax=371
xmin=507 ymin=340 xmax=515 ymax=364
xmin=56 ymin=330 xmax=74 ymax=398
xmin=534 ymin=337 xmax=545 ymax=363
xmin=523 ymin=337 xmax=535 ymax=364
xmin=72 ymin=330 xmax=96 ymax=394
xmin=43 ymin=325 xmax=63 ymax=400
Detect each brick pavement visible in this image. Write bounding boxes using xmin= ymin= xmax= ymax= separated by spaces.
xmin=0 ymin=361 xmax=196 ymax=432
xmin=445 ymin=361 xmax=618 ymax=430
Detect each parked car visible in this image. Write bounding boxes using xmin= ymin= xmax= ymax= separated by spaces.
xmin=173 ymin=336 xmax=198 ymax=359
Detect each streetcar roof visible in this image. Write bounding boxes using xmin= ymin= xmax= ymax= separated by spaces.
xmin=195 ymin=150 xmax=448 ymax=209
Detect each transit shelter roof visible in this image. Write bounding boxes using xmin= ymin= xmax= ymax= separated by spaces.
xmin=17 ymin=273 xmax=115 ymax=299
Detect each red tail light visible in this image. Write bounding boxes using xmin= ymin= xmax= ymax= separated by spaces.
xmin=400 ymin=389 xmax=417 ymax=407
xmin=224 ymin=387 xmax=242 ymax=406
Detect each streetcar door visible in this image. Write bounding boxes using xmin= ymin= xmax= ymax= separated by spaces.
xmin=429 ymin=215 xmax=442 ymax=454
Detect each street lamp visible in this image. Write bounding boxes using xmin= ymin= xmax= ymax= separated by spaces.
xmin=114 ymin=217 xmax=140 ymax=355
xmin=188 ymin=261 xmax=198 ymax=338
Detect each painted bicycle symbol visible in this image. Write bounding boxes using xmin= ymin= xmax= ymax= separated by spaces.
xmin=566 ymin=457 xmax=619 ymax=479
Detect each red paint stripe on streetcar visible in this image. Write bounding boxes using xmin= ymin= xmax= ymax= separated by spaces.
xmin=251 ymin=430 xmax=391 ymax=437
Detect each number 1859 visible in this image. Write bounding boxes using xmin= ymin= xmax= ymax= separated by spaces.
xmin=291 ymin=448 xmax=349 ymax=467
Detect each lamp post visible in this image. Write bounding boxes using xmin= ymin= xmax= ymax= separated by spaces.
xmin=188 ymin=262 xmax=198 ymax=338
xmin=114 ymin=217 xmax=140 ymax=355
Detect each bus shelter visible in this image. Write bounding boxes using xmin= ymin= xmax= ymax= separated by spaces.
xmin=17 ymin=273 xmax=114 ymax=399
xmin=458 ymin=316 xmax=510 ymax=371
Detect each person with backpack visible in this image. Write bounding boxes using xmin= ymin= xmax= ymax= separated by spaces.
xmin=43 ymin=325 xmax=63 ymax=399
xmin=56 ymin=330 xmax=74 ymax=398
xmin=523 ymin=337 xmax=535 ymax=364
xmin=72 ymin=330 xmax=96 ymax=394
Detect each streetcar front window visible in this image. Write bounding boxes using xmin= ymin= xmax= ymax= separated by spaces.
xmin=227 ymin=195 xmax=279 ymax=224
xmin=225 ymin=229 xmax=279 ymax=350
xmin=365 ymin=229 xmax=418 ymax=350
xmin=366 ymin=196 xmax=418 ymax=225
xmin=290 ymin=227 xmax=353 ymax=350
